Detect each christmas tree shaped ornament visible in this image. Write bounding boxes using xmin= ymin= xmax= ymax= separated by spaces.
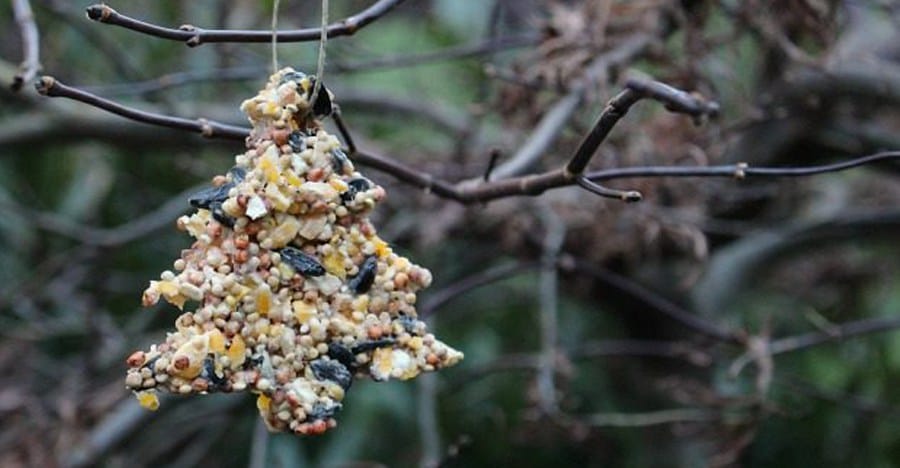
xmin=125 ymin=68 xmax=463 ymax=435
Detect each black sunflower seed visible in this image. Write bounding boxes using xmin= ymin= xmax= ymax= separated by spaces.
xmin=308 ymin=401 xmax=342 ymax=421
xmin=228 ymin=166 xmax=246 ymax=183
xmin=188 ymin=182 xmax=232 ymax=209
xmin=348 ymin=256 xmax=377 ymax=294
xmin=209 ymin=201 xmax=235 ymax=228
xmin=202 ymin=355 xmax=227 ymax=389
xmin=310 ymin=358 xmax=353 ymax=390
xmin=331 ymin=148 xmax=349 ymax=174
xmin=340 ymin=177 xmax=373 ymax=203
xmin=327 ymin=342 xmax=356 ymax=369
xmin=306 ymin=77 xmax=333 ymax=117
xmin=288 ymin=131 xmax=307 ymax=153
xmin=279 ymin=247 xmax=326 ymax=277
xmin=350 ymin=338 xmax=396 ymax=355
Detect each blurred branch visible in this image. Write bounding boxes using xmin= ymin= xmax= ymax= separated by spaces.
xmin=420 ymin=261 xmax=541 ymax=318
xmin=332 ymin=34 xmax=539 ymax=72
xmin=536 ymin=204 xmax=565 ymax=415
xmin=457 ymin=339 xmax=711 ymax=385
xmin=11 ymin=0 xmax=40 ymax=91
xmin=563 ymin=257 xmax=740 ymax=344
xmin=85 ymin=0 xmax=406 ymax=47
xmin=770 ymin=315 xmax=900 ymax=355
xmin=582 ymin=408 xmax=720 ymax=427
xmin=37 ymin=0 xmax=143 ymax=80
xmin=694 ymin=210 xmax=900 ymax=317
xmin=417 ymin=374 xmax=441 ymax=468
xmin=82 ymin=35 xmax=538 ymax=98
xmin=0 ymin=184 xmax=201 ymax=247
xmin=65 ymin=396 xmax=162 ymax=468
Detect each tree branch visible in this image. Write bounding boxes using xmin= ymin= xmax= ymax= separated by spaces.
xmin=85 ymin=0 xmax=406 ymax=47
xmin=770 ymin=315 xmax=900 ymax=356
xmin=34 ymin=76 xmax=249 ymax=140
xmin=11 ymin=0 xmax=40 ymax=91
xmin=34 ymin=76 xmax=900 ymax=206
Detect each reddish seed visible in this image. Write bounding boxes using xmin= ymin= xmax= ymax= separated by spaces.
xmin=174 ymin=356 xmax=190 ymax=370
xmin=235 ymin=250 xmax=250 ymax=263
xmin=426 ymin=353 xmax=440 ymax=366
xmin=272 ymin=129 xmax=290 ymax=146
xmin=126 ymin=351 xmax=145 ymax=367
xmin=234 ymin=235 xmax=249 ymax=249
xmin=307 ymin=167 xmax=325 ymax=182
xmin=393 ymin=273 xmax=408 ymax=289
xmin=310 ymin=420 xmax=327 ymax=434
xmin=367 ymin=325 xmax=383 ymax=340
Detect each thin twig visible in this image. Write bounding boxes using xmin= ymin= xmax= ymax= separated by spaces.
xmin=85 ymin=0 xmax=405 ymax=47
xmin=564 ymin=78 xmax=720 ymax=176
xmin=11 ymin=0 xmax=40 ymax=91
xmin=419 ymin=261 xmax=541 ymax=318
xmin=490 ymin=33 xmax=654 ymax=180
xmin=34 ymin=76 xmax=249 ymax=140
xmin=770 ymin=315 xmax=900 ymax=355
xmin=331 ymin=106 xmax=357 ymax=153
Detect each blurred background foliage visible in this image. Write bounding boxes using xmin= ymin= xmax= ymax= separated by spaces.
xmin=2 ymin=0 xmax=900 ymax=466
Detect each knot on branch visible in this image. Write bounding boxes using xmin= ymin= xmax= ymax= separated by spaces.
xmin=34 ymin=75 xmax=55 ymax=95
xmin=85 ymin=4 xmax=113 ymax=22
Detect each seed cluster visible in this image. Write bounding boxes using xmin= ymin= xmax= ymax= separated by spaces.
xmin=125 ymin=68 xmax=463 ymax=435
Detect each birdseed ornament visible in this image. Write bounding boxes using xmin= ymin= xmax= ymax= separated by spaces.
xmin=125 ymin=68 xmax=463 ymax=435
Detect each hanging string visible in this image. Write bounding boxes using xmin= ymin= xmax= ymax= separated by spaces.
xmin=309 ymin=0 xmax=329 ymax=109
xmin=271 ymin=0 xmax=281 ymax=73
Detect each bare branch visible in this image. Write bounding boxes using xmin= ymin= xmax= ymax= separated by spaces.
xmin=34 ymin=76 xmax=249 ymax=140
xmin=770 ymin=315 xmax=900 ymax=356
xmin=11 ymin=0 xmax=40 ymax=91
xmin=84 ymin=0 xmax=406 ymax=47
xmin=34 ymin=76 xmax=900 ymax=206
xmin=420 ymin=261 xmax=541 ymax=318
xmin=491 ymin=33 xmax=654 ymax=180
xmin=564 ymin=77 xmax=720 ymax=176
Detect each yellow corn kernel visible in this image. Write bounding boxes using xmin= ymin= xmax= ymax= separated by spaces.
xmin=227 ymin=334 xmax=246 ymax=369
xmin=256 ymin=287 xmax=272 ymax=316
xmin=323 ymin=251 xmax=346 ymax=279
xmin=208 ymin=329 xmax=226 ymax=353
xmin=137 ymin=391 xmax=160 ymax=411
xmin=329 ymin=178 xmax=349 ymax=193
xmin=257 ymin=393 xmax=271 ymax=412
xmin=373 ymin=237 xmax=390 ymax=258
xmin=293 ymin=301 xmax=315 ymax=324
